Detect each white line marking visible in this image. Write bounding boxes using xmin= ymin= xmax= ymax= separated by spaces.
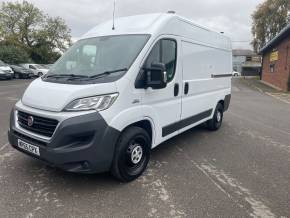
xmin=139 ymin=161 xmax=186 ymax=218
xmin=265 ymin=92 xmax=290 ymax=104
xmin=198 ymin=161 xmax=276 ymax=218
xmin=238 ymin=129 xmax=290 ymax=153
xmin=176 ymin=146 xmax=276 ymax=218
xmin=0 ymin=142 xmax=9 ymax=152
xmin=229 ymin=111 xmax=290 ymax=136
xmin=242 ymin=80 xmax=264 ymax=93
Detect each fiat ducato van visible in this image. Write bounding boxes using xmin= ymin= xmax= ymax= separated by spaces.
xmin=8 ymin=13 xmax=232 ymax=182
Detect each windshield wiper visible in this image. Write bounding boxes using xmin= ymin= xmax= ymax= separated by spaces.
xmin=45 ymin=74 xmax=88 ymax=79
xmin=88 ymin=68 xmax=128 ymax=80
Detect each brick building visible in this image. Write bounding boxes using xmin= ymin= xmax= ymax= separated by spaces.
xmin=260 ymin=24 xmax=290 ymax=91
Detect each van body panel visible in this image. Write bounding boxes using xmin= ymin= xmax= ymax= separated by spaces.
xmin=22 ymin=78 xmax=118 ymax=112
xmin=180 ymin=40 xmax=231 ymax=123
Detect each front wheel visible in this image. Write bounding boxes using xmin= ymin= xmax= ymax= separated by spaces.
xmin=111 ymin=126 xmax=151 ymax=182
xmin=207 ymin=103 xmax=224 ymax=131
xmin=38 ymin=72 xmax=43 ymax=77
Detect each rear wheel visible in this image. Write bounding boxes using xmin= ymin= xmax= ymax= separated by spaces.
xmin=111 ymin=126 xmax=151 ymax=182
xmin=207 ymin=103 xmax=224 ymax=131
xmin=38 ymin=72 xmax=43 ymax=77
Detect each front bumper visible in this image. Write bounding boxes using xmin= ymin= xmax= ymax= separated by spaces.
xmin=0 ymin=73 xmax=12 ymax=79
xmin=8 ymin=109 xmax=120 ymax=173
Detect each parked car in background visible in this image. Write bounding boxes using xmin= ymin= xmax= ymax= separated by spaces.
xmin=0 ymin=60 xmax=14 ymax=79
xmin=10 ymin=65 xmax=34 ymax=79
xmin=232 ymin=71 xmax=241 ymax=77
xmin=40 ymin=64 xmax=51 ymax=69
xmin=0 ymin=69 xmax=13 ymax=80
xmin=21 ymin=64 xmax=49 ymax=77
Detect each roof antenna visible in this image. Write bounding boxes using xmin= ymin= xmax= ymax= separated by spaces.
xmin=112 ymin=0 xmax=116 ymax=30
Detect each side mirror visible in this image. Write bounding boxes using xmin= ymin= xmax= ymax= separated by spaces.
xmin=144 ymin=62 xmax=167 ymax=89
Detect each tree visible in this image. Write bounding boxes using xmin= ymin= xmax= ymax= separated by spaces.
xmin=0 ymin=43 xmax=30 ymax=64
xmin=0 ymin=1 xmax=71 ymax=63
xmin=252 ymin=0 xmax=290 ymax=52
xmin=41 ymin=17 xmax=72 ymax=52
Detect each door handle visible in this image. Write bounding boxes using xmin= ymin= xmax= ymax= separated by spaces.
xmin=184 ymin=82 xmax=189 ymax=95
xmin=174 ymin=83 xmax=179 ymax=97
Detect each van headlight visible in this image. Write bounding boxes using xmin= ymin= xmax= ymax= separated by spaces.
xmin=64 ymin=93 xmax=118 ymax=111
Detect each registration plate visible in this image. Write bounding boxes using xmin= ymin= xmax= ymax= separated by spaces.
xmin=17 ymin=139 xmax=40 ymax=156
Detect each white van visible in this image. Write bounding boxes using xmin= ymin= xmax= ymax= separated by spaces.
xmin=8 ymin=13 xmax=232 ymax=182
xmin=21 ymin=64 xmax=49 ymax=77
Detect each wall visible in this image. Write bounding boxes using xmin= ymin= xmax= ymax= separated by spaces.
xmin=233 ymin=56 xmax=245 ymax=73
xmin=262 ymin=37 xmax=290 ymax=91
xmin=233 ymin=55 xmax=261 ymax=76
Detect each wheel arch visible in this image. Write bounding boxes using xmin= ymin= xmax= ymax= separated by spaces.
xmin=120 ymin=118 xmax=155 ymax=148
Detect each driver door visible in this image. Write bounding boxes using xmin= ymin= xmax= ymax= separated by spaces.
xmin=141 ymin=37 xmax=182 ymax=146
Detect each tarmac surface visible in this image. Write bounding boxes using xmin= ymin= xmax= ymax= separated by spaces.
xmin=0 ymin=78 xmax=289 ymax=217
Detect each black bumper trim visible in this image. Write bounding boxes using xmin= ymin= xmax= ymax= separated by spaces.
xmin=9 ymin=110 xmax=120 ymax=173
xmin=224 ymin=94 xmax=231 ymax=111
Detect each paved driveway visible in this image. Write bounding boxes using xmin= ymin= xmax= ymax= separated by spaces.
xmin=0 ymin=78 xmax=289 ymax=217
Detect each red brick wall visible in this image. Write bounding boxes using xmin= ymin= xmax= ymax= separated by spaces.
xmin=262 ymin=37 xmax=290 ymax=91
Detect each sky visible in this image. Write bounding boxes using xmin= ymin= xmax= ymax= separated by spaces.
xmin=1 ymin=0 xmax=265 ymax=49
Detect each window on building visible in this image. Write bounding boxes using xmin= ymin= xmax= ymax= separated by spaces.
xmin=270 ymin=64 xmax=275 ymax=73
xmin=252 ymin=56 xmax=261 ymax=62
xmin=246 ymin=56 xmax=252 ymax=61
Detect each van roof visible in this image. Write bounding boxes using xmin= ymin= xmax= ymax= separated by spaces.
xmin=82 ymin=13 xmax=231 ymax=50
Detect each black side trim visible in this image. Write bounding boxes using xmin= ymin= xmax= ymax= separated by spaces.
xmin=162 ymin=109 xmax=213 ymax=137
xmin=223 ymin=94 xmax=231 ymax=111
xmin=211 ymin=74 xmax=232 ymax=78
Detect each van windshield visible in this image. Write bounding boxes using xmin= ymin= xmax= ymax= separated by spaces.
xmin=46 ymin=34 xmax=150 ymax=82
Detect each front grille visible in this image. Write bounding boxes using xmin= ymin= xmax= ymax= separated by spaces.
xmin=17 ymin=111 xmax=58 ymax=137
xmin=14 ymin=131 xmax=47 ymax=147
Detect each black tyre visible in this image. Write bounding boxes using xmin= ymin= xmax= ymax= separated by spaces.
xmin=111 ymin=126 xmax=151 ymax=182
xmin=207 ymin=103 xmax=224 ymax=131
xmin=38 ymin=72 xmax=43 ymax=77
xmin=14 ymin=73 xmax=20 ymax=79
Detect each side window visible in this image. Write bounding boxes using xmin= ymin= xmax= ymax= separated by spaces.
xmin=144 ymin=41 xmax=161 ymax=68
xmin=161 ymin=40 xmax=177 ymax=82
xmin=144 ymin=39 xmax=177 ymax=82
xmin=29 ymin=65 xmax=36 ymax=70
